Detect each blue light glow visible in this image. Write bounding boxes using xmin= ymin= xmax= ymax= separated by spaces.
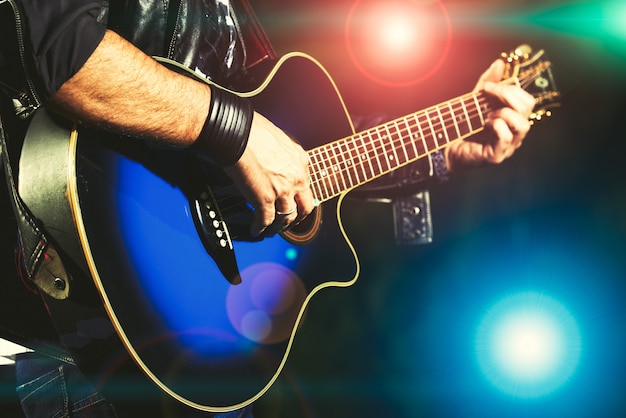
xmin=285 ymin=247 xmax=299 ymax=261
xmin=475 ymin=292 xmax=582 ymax=398
xmin=113 ymin=153 xmax=302 ymax=356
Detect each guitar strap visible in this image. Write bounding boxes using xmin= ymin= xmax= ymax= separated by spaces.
xmin=0 ymin=116 xmax=70 ymax=301
xmin=0 ymin=115 xmax=77 ymax=368
xmin=0 ymin=0 xmax=70 ymax=301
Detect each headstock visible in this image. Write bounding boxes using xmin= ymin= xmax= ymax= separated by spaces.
xmin=502 ymin=45 xmax=560 ymax=124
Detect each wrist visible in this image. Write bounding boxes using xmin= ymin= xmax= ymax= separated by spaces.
xmin=192 ymin=84 xmax=254 ymax=166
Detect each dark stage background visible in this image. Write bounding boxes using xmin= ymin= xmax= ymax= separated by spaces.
xmin=250 ymin=1 xmax=626 ymax=417
xmin=1 ymin=1 xmax=624 ymax=417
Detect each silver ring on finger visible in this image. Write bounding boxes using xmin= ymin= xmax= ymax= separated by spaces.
xmin=276 ymin=206 xmax=297 ymax=217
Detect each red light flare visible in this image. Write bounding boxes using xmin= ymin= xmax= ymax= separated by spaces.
xmin=344 ymin=0 xmax=452 ymax=87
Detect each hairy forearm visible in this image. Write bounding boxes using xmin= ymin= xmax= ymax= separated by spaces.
xmin=46 ymin=30 xmax=211 ymax=147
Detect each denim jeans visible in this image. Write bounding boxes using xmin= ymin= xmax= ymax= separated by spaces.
xmin=15 ymin=353 xmax=254 ymax=418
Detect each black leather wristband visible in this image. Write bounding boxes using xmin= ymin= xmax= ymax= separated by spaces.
xmin=193 ymin=84 xmax=254 ymax=166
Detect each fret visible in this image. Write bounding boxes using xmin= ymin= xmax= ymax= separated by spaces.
xmin=404 ymin=117 xmax=420 ymax=160
xmin=424 ymin=110 xmax=439 ymax=149
xmin=442 ymin=103 xmax=459 ymax=142
xmin=460 ymin=96 xmax=473 ymax=133
xmin=306 ymin=87 xmax=505 ymax=203
xmin=435 ymin=106 xmax=451 ymax=146
xmin=327 ymin=142 xmax=339 ymax=192
xmin=339 ymin=140 xmax=358 ymax=188
xmin=317 ymin=148 xmax=332 ymax=200
xmin=472 ymin=93 xmax=485 ymax=126
xmin=308 ymin=149 xmax=326 ymax=201
xmin=383 ymin=124 xmax=400 ymax=168
xmin=331 ymin=142 xmax=349 ymax=192
xmin=447 ymin=101 xmax=462 ymax=140
xmin=352 ymin=135 xmax=368 ymax=184
xmin=374 ymin=126 xmax=392 ymax=173
xmin=413 ymin=113 xmax=428 ymax=155
xmin=366 ymin=129 xmax=384 ymax=177
xmin=394 ymin=120 xmax=411 ymax=162
xmin=319 ymin=146 xmax=335 ymax=197
xmin=337 ymin=141 xmax=354 ymax=190
xmin=357 ymin=133 xmax=375 ymax=182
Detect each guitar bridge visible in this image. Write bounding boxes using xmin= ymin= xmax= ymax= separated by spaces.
xmin=191 ymin=189 xmax=241 ymax=285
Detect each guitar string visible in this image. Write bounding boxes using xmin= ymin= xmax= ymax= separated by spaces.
xmin=312 ymin=93 xmax=490 ymax=185
xmin=308 ymin=93 xmax=493 ymax=202
xmin=201 ymin=93 xmax=493 ymax=238
xmin=204 ymin=77 xmax=526 ymax=204
xmin=199 ymin=72 xmax=543 ymax=213
xmin=306 ymin=93 xmax=487 ymax=179
xmin=306 ymin=73 xmax=534 ymax=198
xmin=196 ymin=74 xmax=545 ymax=239
xmin=205 ymin=93 xmax=491 ymax=217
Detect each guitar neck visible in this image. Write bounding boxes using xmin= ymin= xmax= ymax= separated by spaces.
xmin=308 ymin=89 xmax=496 ymax=203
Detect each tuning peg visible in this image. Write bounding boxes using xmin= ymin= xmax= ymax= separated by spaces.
xmin=514 ymin=45 xmax=532 ymax=60
xmin=529 ymin=109 xmax=552 ymax=125
xmin=502 ymin=45 xmax=533 ymax=64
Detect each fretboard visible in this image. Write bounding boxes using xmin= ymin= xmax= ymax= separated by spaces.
xmin=308 ymin=90 xmax=494 ymax=203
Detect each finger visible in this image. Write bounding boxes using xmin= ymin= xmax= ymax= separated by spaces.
xmin=483 ymin=83 xmax=536 ymax=119
xmin=489 ymin=118 xmax=515 ymax=163
xmin=275 ymin=195 xmax=297 ymax=215
xmin=490 ymin=107 xmax=531 ymax=145
xmin=275 ymin=196 xmax=298 ymax=225
xmin=250 ymin=199 xmax=276 ymax=238
xmin=448 ymin=137 xmax=491 ymax=166
xmin=474 ymin=59 xmax=505 ymax=91
xmin=294 ymin=185 xmax=315 ymax=222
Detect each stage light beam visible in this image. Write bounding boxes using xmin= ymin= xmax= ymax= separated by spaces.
xmin=492 ymin=311 xmax=562 ymax=381
xmin=604 ymin=2 xmax=626 ymax=40
xmin=345 ymin=0 xmax=451 ymax=86
xmin=475 ymin=292 xmax=582 ymax=398
xmin=378 ymin=12 xmax=420 ymax=56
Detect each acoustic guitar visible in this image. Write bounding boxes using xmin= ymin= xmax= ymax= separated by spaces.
xmin=18 ymin=46 xmax=559 ymax=412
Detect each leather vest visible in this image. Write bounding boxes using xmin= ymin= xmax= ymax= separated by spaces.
xmin=106 ymin=0 xmax=276 ymax=89
xmin=0 ymin=0 xmax=275 ymax=123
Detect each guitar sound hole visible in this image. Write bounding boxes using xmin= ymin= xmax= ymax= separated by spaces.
xmin=281 ymin=206 xmax=322 ymax=245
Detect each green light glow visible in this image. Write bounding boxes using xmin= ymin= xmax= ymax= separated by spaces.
xmin=528 ymin=1 xmax=626 ymax=42
xmin=603 ymin=2 xmax=626 ymax=40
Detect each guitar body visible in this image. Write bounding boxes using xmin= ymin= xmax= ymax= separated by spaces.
xmin=20 ymin=53 xmax=360 ymax=412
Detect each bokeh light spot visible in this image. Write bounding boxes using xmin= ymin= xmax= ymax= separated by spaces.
xmin=475 ymin=292 xmax=582 ymax=398
xmin=285 ymin=247 xmax=298 ymax=261
xmin=344 ymin=0 xmax=451 ymax=86
xmin=227 ymin=263 xmax=306 ymax=344
xmin=240 ymin=310 xmax=272 ymax=343
xmin=603 ymin=1 xmax=626 ymax=40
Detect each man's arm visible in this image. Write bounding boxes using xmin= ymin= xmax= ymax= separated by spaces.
xmin=47 ymin=30 xmax=313 ymax=237
xmin=47 ymin=31 xmax=208 ymax=146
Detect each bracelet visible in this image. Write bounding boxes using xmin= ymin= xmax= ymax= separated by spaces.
xmin=193 ymin=84 xmax=254 ymax=166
